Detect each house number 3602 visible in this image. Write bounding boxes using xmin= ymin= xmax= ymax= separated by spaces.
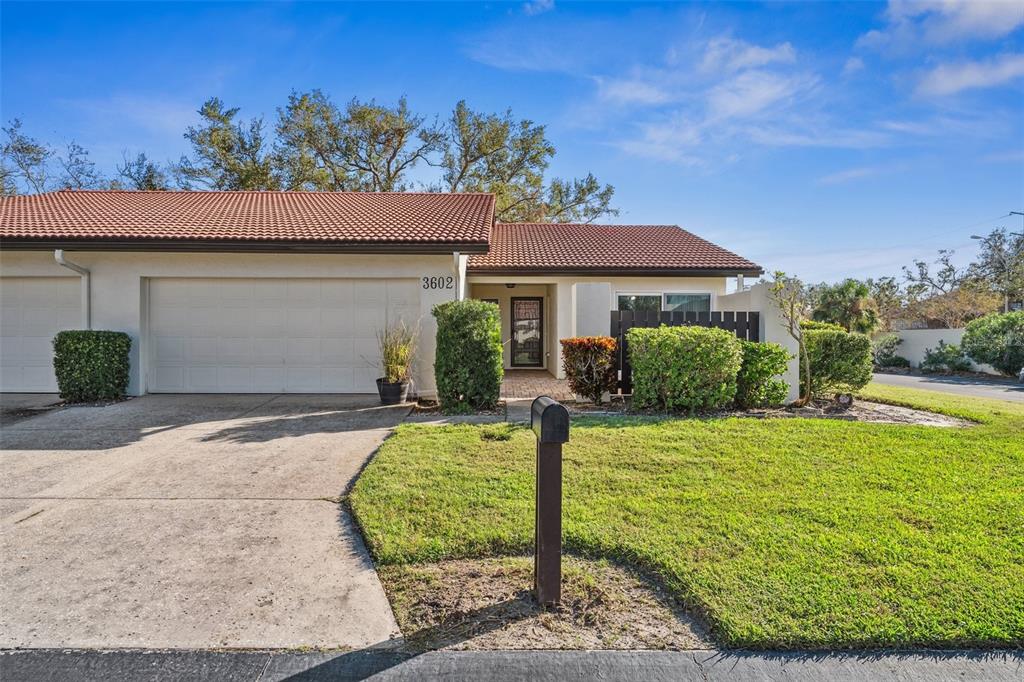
xmin=422 ymin=276 xmax=454 ymax=290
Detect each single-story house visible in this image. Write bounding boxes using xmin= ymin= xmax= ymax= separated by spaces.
xmin=0 ymin=190 xmax=777 ymax=397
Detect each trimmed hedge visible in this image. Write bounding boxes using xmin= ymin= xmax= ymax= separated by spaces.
xmin=735 ymin=340 xmax=790 ymax=408
xmin=53 ymin=330 xmax=132 ymax=402
xmin=801 ymin=319 xmax=845 ymax=332
xmin=962 ymin=311 xmax=1024 ymax=376
xmin=801 ymin=329 xmax=872 ymax=396
xmin=432 ymin=299 xmax=503 ymax=413
xmin=560 ymin=336 xmax=618 ymax=404
xmin=627 ymin=325 xmax=742 ymax=412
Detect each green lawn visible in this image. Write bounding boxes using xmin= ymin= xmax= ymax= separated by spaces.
xmin=350 ymin=383 xmax=1024 ymax=649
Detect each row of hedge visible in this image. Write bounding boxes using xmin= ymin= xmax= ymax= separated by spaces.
xmin=558 ymin=327 xmax=791 ymax=412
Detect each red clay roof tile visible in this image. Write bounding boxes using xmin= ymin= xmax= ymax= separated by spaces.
xmin=468 ymin=223 xmax=761 ymax=274
xmin=0 ymin=190 xmax=494 ymax=245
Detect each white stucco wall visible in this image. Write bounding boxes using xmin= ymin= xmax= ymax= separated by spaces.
xmin=469 ymin=275 xmax=730 ymax=380
xmin=891 ymin=328 xmax=999 ymax=374
xmin=0 ymin=250 xmax=461 ymax=396
xmin=719 ymin=283 xmax=801 ymax=403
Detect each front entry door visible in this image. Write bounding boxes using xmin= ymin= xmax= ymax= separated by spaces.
xmin=511 ymin=297 xmax=544 ymax=367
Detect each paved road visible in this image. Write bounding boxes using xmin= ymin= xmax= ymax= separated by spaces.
xmin=872 ymin=372 xmax=1024 ymax=402
xmin=0 ymin=394 xmax=407 ymax=649
xmin=2 ymin=649 xmax=1021 ymax=681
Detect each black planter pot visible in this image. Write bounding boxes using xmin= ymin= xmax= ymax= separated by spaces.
xmin=376 ymin=378 xmax=410 ymax=405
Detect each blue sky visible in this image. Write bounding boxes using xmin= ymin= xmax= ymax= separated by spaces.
xmin=2 ymin=0 xmax=1023 ymax=282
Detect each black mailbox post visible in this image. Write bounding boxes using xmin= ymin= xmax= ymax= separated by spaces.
xmin=530 ymin=395 xmax=570 ymax=605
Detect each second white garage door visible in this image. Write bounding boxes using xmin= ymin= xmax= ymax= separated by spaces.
xmin=148 ymin=278 xmax=420 ymax=393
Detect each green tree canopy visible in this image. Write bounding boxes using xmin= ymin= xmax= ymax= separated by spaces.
xmin=811 ymin=279 xmax=880 ymax=334
xmin=177 ymin=98 xmax=279 ymax=190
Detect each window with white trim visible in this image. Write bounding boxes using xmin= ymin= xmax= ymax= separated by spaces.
xmin=616 ymin=292 xmax=713 ymax=314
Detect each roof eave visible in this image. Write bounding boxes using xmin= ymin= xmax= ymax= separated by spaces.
xmin=0 ymin=237 xmax=490 ymax=254
xmin=466 ymin=266 xmax=765 ymax=277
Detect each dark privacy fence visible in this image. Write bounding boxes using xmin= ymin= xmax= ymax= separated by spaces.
xmin=610 ymin=310 xmax=761 ymax=394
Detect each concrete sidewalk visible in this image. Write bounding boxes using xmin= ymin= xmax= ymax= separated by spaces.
xmin=1 ymin=648 xmax=1020 ymax=681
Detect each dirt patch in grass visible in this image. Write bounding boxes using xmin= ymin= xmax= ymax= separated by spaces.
xmin=379 ymin=556 xmax=711 ymax=652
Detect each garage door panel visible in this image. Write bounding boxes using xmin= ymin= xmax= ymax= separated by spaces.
xmin=149 ymin=278 xmax=419 ymax=393
xmin=0 ymin=277 xmax=80 ymax=392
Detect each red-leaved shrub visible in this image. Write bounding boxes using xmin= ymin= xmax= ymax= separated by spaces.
xmin=560 ymin=336 xmax=618 ymax=404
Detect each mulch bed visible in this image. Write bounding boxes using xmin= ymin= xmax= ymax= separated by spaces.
xmin=379 ymin=556 xmax=710 ymax=652
xmin=563 ymin=396 xmax=971 ymax=427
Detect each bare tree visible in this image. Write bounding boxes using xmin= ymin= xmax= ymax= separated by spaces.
xmin=767 ymin=271 xmax=811 ymax=406
xmin=57 ymin=141 xmax=105 ymax=189
xmin=116 ymin=151 xmax=170 ymax=190
xmin=1 ymin=119 xmax=52 ymax=194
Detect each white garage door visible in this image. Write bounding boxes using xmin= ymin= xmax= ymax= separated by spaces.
xmin=148 ymin=278 xmax=420 ymax=393
xmin=0 ymin=277 xmax=82 ymax=392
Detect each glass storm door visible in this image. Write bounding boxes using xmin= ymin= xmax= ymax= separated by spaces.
xmin=511 ymin=297 xmax=544 ymax=367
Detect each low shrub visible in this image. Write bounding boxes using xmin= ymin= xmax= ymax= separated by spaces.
xmin=920 ymin=341 xmax=972 ymax=373
xmin=560 ymin=336 xmax=618 ymax=404
xmin=53 ymin=330 xmax=132 ymax=402
xmin=801 ymin=329 xmax=872 ymax=396
xmin=432 ymin=299 xmax=503 ymax=413
xmin=877 ymin=355 xmax=911 ymax=368
xmin=801 ymin=319 xmax=845 ymax=332
xmin=627 ymin=325 xmax=742 ymax=412
xmin=735 ymin=340 xmax=790 ymax=408
xmin=871 ymin=334 xmax=901 ymax=366
xmin=961 ymin=311 xmax=1024 ymax=376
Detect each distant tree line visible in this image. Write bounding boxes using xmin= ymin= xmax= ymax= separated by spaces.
xmin=799 ymin=228 xmax=1023 ymax=332
xmin=0 ymin=93 xmax=617 ymax=223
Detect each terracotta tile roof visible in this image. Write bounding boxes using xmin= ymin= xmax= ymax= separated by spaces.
xmin=0 ymin=190 xmax=494 ymax=246
xmin=468 ymin=223 xmax=762 ymax=274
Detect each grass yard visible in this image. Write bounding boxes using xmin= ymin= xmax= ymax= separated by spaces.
xmin=350 ymin=383 xmax=1024 ymax=649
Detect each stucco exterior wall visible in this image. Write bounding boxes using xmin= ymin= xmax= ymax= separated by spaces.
xmin=469 ymin=275 xmax=731 ymax=380
xmin=1 ymin=250 xmax=460 ymax=395
xmin=468 ymin=283 xmax=552 ymax=370
xmin=719 ymin=283 xmax=801 ymax=402
xmin=892 ymin=328 xmax=999 ymax=374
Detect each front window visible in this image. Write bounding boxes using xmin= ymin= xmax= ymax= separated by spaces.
xmin=617 ymin=294 xmax=661 ymax=312
xmin=664 ymin=293 xmax=711 ymax=314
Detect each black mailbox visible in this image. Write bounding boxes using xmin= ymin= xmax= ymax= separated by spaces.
xmin=531 ymin=396 xmax=570 ymax=444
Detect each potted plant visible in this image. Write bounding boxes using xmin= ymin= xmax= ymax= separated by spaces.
xmin=376 ymin=322 xmax=417 ymax=405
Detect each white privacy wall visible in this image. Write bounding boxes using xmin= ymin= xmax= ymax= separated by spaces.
xmin=893 ymin=328 xmax=999 ymax=375
xmin=0 ymin=250 xmax=461 ymax=395
xmin=718 ymin=283 xmax=801 ymax=403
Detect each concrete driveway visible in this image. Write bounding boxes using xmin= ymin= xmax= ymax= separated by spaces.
xmin=0 ymin=394 xmax=408 ymax=649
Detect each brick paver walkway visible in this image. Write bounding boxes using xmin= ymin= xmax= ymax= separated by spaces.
xmin=501 ymin=370 xmax=574 ymax=401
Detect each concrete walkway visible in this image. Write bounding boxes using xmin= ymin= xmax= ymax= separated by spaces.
xmin=1 ymin=649 xmax=1020 ymax=681
xmin=872 ymin=372 xmax=1024 ymax=402
xmin=0 ymin=394 xmax=407 ymax=649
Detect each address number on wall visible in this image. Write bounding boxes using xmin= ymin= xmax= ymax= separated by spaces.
xmin=422 ymin=276 xmax=455 ymax=290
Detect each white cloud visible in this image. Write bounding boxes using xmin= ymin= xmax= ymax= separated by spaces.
xmin=596 ymin=77 xmax=673 ymax=105
xmin=859 ymin=0 xmax=1024 ymax=50
xmin=817 ymin=166 xmax=885 ymax=185
xmin=64 ymin=93 xmax=199 ymax=136
xmin=707 ymin=71 xmax=816 ymax=119
xmin=522 ymin=0 xmax=554 ymax=17
xmin=916 ymin=53 xmax=1024 ymax=95
xmin=699 ymin=37 xmax=796 ymax=74
xmin=842 ymin=57 xmax=865 ymax=76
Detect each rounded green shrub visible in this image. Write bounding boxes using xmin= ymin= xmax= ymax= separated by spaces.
xmin=801 ymin=329 xmax=872 ymax=396
xmin=920 ymin=341 xmax=971 ymax=373
xmin=962 ymin=311 xmax=1024 ymax=376
xmin=560 ymin=336 xmax=618 ymax=404
xmin=432 ymin=299 xmax=503 ymax=413
xmin=627 ymin=325 xmax=742 ymax=412
xmin=53 ymin=330 xmax=132 ymax=402
xmin=800 ymin=319 xmax=845 ymax=332
xmin=735 ymin=340 xmax=790 ymax=408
